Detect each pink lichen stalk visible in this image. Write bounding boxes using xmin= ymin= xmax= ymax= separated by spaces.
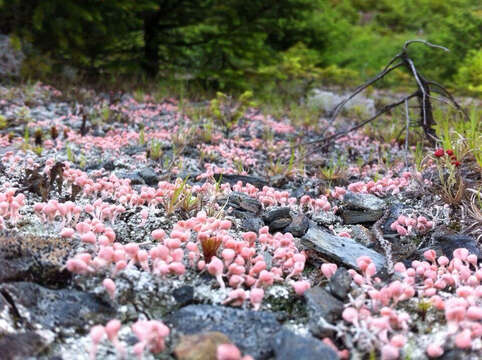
xmin=131 ymin=319 xmax=170 ymax=359
xmin=329 ymin=248 xmax=481 ymax=357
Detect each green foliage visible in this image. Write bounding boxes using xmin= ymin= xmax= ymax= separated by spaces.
xmin=209 ymin=91 xmax=254 ymax=132
xmin=0 ymin=0 xmax=479 ymax=93
xmin=454 ymin=49 xmax=482 ymax=95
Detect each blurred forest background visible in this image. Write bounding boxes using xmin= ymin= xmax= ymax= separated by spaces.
xmin=0 ymin=0 xmax=481 ymax=97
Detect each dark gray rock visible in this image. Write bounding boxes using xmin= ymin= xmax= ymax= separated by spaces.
xmin=137 ymin=167 xmax=159 ymax=186
xmin=343 ymin=192 xmax=387 ymax=211
xmin=213 ymin=174 xmax=269 ymax=189
xmin=235 ymin=211 xmax=265 ymax=233
xmin=173 ymin=286 xmax=194 ymax=307
xmin=0 ymin=332 xmax=48 ymax=360
xmin=433 ymin=233 xmax=480 ymax=260
xmin=123 ymin=145 xmax=147 ymax=156
xmin=302 ymin=224 xmax=386 ymax=271
xmin=271 ymin=328 xmax=339 ymax=360
xmin=285 ymin=214 xmax=310 ymax=237
xmin=382 ymin=203 xmax=404 ymax=234
xmin=341 ymin=209 xmax=384 ymax=224
xmin=269 ymin=218 xmax=292 ymax=232
xmin=117 ymin=171 xmax=145 ymax=185
xmin=263 ymin=207 xmax=291 ymax=223
xmin=226 ymin=192 xmax=262 ymax=214
xmin=304 ymin=286 xmax=344 ymax=323
xmin=0 ymin=282 xmax=116 ymax=331
xmin=166 ymin=304 xmax=281 ymax=359
xmin=329 ymin=267 xmax=352 ymax=300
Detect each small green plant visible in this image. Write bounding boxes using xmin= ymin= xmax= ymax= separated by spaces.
xmin=413 ymin=142 xmax=425 ymax=172
xmin=209 ymin=91 xmax=254 ymax=133
xmin=66 ymin=144 xmax=75 ymax=163
xmin=149 ymin=140 xmax=163 ymax=161
xmin=139 ymin=126 xmax=145 ymax=146
xmin=318 ymin=157 xmax=348 ymax=183
xmin=0 ymin=115 xmax=7 ymax=129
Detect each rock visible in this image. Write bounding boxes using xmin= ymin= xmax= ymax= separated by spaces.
xmin=285 ymin=214 xmax=310 ymax=237
xmin=269 ymin=218 xmax=292 ymax=232
xmin=312 ymin=211 xmax=340 ymax=226
xmin=307 ymin=89 xmax=375 ymax=118
xmin=349 ymin=225 xmax=374 ymax=247
xmin=302 ymin=224 xmax=386 ymax=272
xmin=123 ymin=145 xmax=146 ymax=156
xmin=263 ymin=207 xmax=291 ymax=223
xmin=174 ymin=332 xmax=232 ymax=360
xmin=304 ymin=287 xmax=344 ymax=324
xmin=329 ymin=267 xmax=352 ymax=300
xmin=166 ymin=304 xmax=281 ymax=359
xmin=173 ymin=286 xmax=195 ymax=307
xmin=432 ymin=233 xmax=480 ymax=260
xmin=235 ymin=211 xmax=265 ymax=233
xmin=263 ymin=207 xmax=292 ymax=232
xmin=0 ymin=332 xmax=49 ymax=360
xmin=213 ymin=174 xmax=269 ymax=189
xmin=340 ymin=192 xmax=386 ymax=224
xmin=137 ymin=167 xmax=159 ymax=186
xmin=0 ymin=282 xmax=116 ymax=331
xmin=271 ymin=328 xmax=339 ymax=360
xmin=341 ymin=209 xmax=384 ymax=224
xmin=343 ymin=192 xmax=387 ymax=212
xmin=0 ymin=35 xmax=24 ymax=77
xmin=116 ymin=171 xmax=145 ymax=185
xmin=381 ymin=203 xmax=404 ymax=234
xmin=226 ymin=192 xmax=262 ymax=214
xmin=0 ymin=234 xmax=73 ymax=286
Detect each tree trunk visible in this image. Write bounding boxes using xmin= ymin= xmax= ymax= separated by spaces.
xmin=143 ymin=11 xmax=161 ymax=77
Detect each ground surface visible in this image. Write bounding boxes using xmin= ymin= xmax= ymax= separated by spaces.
xmin=0 ymin=83 xmax=480 ymax=360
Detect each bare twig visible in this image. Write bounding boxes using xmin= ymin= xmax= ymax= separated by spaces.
xmin=404 ymin=99 xmax=410 ymax=167
xmin=304 ymin=92 xmax=418 ymax=148
xmin=403 ymin=39 xmax=449 ymax=52
xmin=329 ymin=62 xmax=404 ymax=124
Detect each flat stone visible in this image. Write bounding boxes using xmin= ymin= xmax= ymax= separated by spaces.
xmin=174 ymin=332 xmax=231 ymax=360
xmin=137 ymin=167 xmax=159 ymax=186
xmin=341 ymin=209 xmax=384 ymax=224
xmin=226 ymin=192 xmax=262 ymax=214
xmin=166 ymin=304 xmax=281 ymax=359
xmin=0 ymin=332 xmax=49 ymax=360
xmin=213 ymin=174 xmax=269 ymax=189
xmin=285 ymin=214 xmax=310 ymax=237
xmin=304 ymin=287 xmax=344 ymax=324
xmin=301 ymin=224 xmax=386 ymax=271
xmin=271 ymin=328 xmax=338 ymax=360
xmin=343 ymin=192 xmax=386 ymax=211
xmin=433 ymin=233 xmax=480 ymax=260
xmin=0 ymin=282 xmax=116 ymax=331
xmin=329 ymin=267 xmax=352 ymax=300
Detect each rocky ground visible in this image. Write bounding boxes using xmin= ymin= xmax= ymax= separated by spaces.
xmin=0 ymin=82 xmax=480 ymax=360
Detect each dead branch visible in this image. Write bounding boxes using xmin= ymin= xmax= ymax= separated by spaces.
xmin=304 ymin=92 xmax=418 ymax=148
xmin=305 ymin=40 xmax=467 ymax=151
